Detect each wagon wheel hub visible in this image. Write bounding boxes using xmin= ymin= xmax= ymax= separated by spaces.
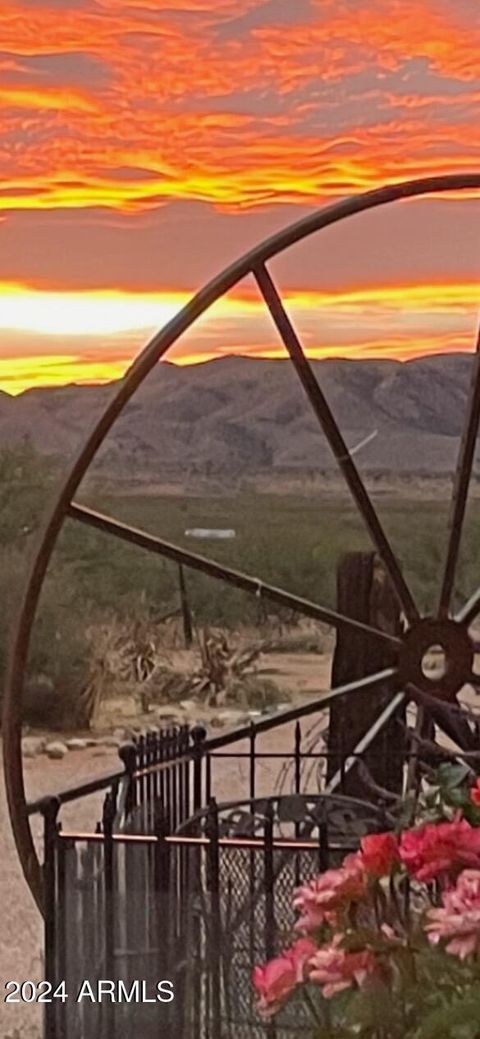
xmin=398 ymin=617 xmax=474 ymax=701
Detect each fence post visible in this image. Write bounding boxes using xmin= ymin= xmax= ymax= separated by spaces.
xmin=327 ymin=551 xmax=404 ymax=795
xmin=138 ymin=734 xmax=148 ymax=831
xmin=192 ymin=724 xmax=207 ymax=816
xmin=206 ymin=799 xmax=222 ymax=1039
xmin=263 ymin=803 xmax=275 ymax=960
xmin=43 ymin=796 xmax=61 ymax=1039
xmin=159 ymin=727 xmax=167 ymax=828
xmin=102 ymin=789 xmax=116 ymax=1039
xmin=294 ymin=722 xmax=301 ymax=796
xmin=188 ymin=725 xmax=206 ymax=1038
xmin=154 ymin=807 xmax=171 ymax=966
xmin=178 ymin=564 xmax=193 ymax=648
xmin=146 ymin=730 xmax=155 ymax=833
xmin=317 ymin=803 xmax=329 ymax=872
xmin=294 ymin=722 xmax=302 ymax=883
xmin=172 ymin=727 xmax=179 ymax=831
xmin=118 ymin=741 xmax=137 ymax=822
xmin=263 ymin=803 xmax=277 ymax=1039
xmin=249 ymin=722 xmax=256 ymax=802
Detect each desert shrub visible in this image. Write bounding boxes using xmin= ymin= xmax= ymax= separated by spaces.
xmin=227 ymin=675 xmax=285 ymax=709
xmin=2 ymin=441 xmax=480 ymax=730
xmin=261 ymin=630 xmax=326 ymax=654
xmin=0 ymin=439 xmax=59 ymax=548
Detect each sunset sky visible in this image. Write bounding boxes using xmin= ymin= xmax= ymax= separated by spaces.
xmin=0 ymin=0 xmax=479 ymax=394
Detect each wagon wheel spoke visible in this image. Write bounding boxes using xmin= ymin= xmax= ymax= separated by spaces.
xmin=251 ymin=667 xmax=399 ymax=737
xmin=325 ymin=689 xmax=405 ymax=794
xmin=456 ymin=586 xmax=480 ymax=627
xmin=67 ymin=502 xmax=401 ymax=648
xmin=408 ymin=686 xmax=480 ymax=754
xmin=438 ymin=322 xmax=480 ymax=618
xmin=253 ymin=262 xmax=419 ymax=627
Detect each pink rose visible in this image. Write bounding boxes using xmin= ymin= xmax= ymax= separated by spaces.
xmin=360 ymin=832 xmax=400 ymax=878
xmin=425 ymin=869 xmax=480 ymax=959
xmin=252 ymin=938 xmax=316 ymax=1017
xmin=309 ymin=935 xmax=380 ymax=999
xmin=293 ymin=857 xmax=367 ymax=932
xmin=399 ymin=818 xmax=480 ymax=883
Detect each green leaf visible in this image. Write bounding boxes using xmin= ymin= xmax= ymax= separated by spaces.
xmin=445 ymin=787 xmax=469 ymax=807
xmin=436 ymin=763 xmax=471 ymax=791
xmin=416 ymin=993 xmax=480 ymax=1038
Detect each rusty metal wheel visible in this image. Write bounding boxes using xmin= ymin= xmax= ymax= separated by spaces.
xmin=3 ymin=173 xmax=480 ymax=913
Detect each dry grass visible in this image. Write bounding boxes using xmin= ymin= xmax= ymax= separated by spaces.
xmin=74 ymin=617 xmax=289 ymax=725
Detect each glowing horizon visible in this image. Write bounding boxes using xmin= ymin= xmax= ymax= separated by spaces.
xmin=1 ymin=0 xmax=478 ymax=396
xmin=1 ymin=277 xmax=477 ymax=394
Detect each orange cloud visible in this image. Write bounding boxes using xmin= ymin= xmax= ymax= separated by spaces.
xmin=0 ymin=84 xmax=99 ymax=112
xmin=255 ymin=0 xmax=480 ymax=86
xmin=0 ymin=117 xmax=477 ymax=213
xmin=0 ymin=0 xmax=478 ymax=213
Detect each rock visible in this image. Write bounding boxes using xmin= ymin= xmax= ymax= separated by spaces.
xmin=113 ymin=728 xmax=128 ymax=742
xmin=85 ymin=738 xmax=99 ymax=747
xmin=95 ymin=696 xmax=138 ymax=723
xmin=100 ymin=736 xmax=121 ymax=748
xmin=215 ymin=709 xmax=250 ymax=727
xmin=65 ymin=738 xmax=87 ymax=751
xmin=210 ymin=716 xmax=225 ymax=728
xmin=22 ymin=737 xmax=45 ymax=758
xmin=45 ymin=741 xmax=68 ymax=760
xmin=157 ymin=707 xmax=183 ymax=721
xmin=22 ymin=744 xmax=36 ymax=760
xmin=179 ymin=700 xmax=197 ymax=712
xmin=157 ymin=716 xmax=183 ymax=729
xmin=121 ymin=729 xmax=136 ymax=742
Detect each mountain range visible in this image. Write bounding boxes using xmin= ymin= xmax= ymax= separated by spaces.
xmin=1 ymin=353 xmax=478 ymax=481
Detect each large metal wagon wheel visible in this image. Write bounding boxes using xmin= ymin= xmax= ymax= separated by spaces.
xmin=3 ymin=173 xmax=480 ymax=913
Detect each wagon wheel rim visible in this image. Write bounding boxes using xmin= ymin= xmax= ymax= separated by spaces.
xmin=3 ymin=173 xmax=480 ymax=913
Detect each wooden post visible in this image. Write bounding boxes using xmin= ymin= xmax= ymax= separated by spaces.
xmin=326 ymin=551 xmax=404 ymax=796
xmin=178 ymin=564 xmax=193 ymax=648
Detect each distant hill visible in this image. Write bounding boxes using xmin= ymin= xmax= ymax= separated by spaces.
xmin=1 ymin=353 xmax=478 ymax=480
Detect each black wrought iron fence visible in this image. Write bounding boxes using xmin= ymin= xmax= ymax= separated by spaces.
xmin=113 ymin=689 xmax=402 ymax=838
xmin=29 ymin=688 xmax=402 ymax=1038
xmin=42 ymin=807 xmax=385 ymax=1039
xmin=38 ymin=786 xmax=392 ymax=1034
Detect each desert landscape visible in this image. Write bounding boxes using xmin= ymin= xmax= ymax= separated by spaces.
xmin=2 ymin=354 xmax=480 ymax=1037
xmin=2 ymin=353 xmax=480 ymax=482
